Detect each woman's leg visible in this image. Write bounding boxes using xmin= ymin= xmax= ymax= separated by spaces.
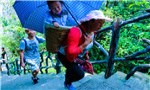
xmin=57 ymin=52 xmax=84 ymax=84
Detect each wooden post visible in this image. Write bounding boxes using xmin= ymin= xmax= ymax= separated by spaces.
xmin=40 ymin=51 xmax=44 ymax=73
xmin=105 ymin=18 xmax=121 ymax=78
xmin=15 ymin=58 xmax=20 ymax=75
xmin=5 ymin=63 xmax=10 ymax=75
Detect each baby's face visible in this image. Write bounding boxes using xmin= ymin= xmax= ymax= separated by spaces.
xmin=50 ymin=2 xmax=62 ymax=15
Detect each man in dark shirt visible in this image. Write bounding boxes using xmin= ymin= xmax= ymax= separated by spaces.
xmin=1 ymin=47 xmax=6 ymax=59
xmin=0 ymin=47 xmax=7 ymax=71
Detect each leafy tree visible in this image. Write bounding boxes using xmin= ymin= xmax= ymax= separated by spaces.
xmin=90 ymin=0 xmax=150 ymax=74
xmin=0 ymin=1 xmax=149 ymax=74
xmin=0 ymin=1 xmax=45 ymax=61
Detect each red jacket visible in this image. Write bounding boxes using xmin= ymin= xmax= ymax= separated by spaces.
xmin=65 ymin=27 xmax=84 ymax=62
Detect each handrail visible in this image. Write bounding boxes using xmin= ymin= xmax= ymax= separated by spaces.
xmin=105 ymin=18 xmax=121 ymax=78
xmin=125 ymin=46 xmax=150 ymax=59
xmin=94 ymin=40 xmax=109 ymax=57
xmin=126 ymin=64 xmax=150 ymax=80
xmin=5 ymin=51 xmax=58 ymax=75
xmin=94 ymin=12 xmax=150 ymax=79
xmin=96 ymin=13 xmax=150 ymax=35
xmin=90 ymin=56 xmax=150 ymax=64
xmin=5 ymin=58 xmax=19 ymax=75
xmin=4 ymin=12 xmax=150 ymax=78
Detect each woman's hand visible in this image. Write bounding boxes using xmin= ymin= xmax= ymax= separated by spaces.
xmin=84 ymin=52 xmax=89 ymax=60
xmin=83 ymin=35 xmax=92 ymax=46
xmin=80 ymin=35 xmax=92 ymax=51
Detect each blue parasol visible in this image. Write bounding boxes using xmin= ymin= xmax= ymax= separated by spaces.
xmin=13 ymin=0 xmax=103 ymax=33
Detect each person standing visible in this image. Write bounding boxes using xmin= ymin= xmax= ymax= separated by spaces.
xmin=0 ymin=47 xmax=7 ymax=71
xmin=57 ymin=10 xmax=112 ymax=90
xmin=19 ymin=29 xmax=45 ymax=84
xmin=1 ymin=47 xmax=7 ymax=63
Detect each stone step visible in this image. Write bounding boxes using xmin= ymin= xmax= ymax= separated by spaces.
xmin=1 ymin=71 xmax=149 ymax=90
xmin=1 ymin=73 xmax=59 ymax=90
xmin=76 ymin=72 xmax=106 ymax=90
xmin=73 ymin=73 xmax=99 ymax=88
xmin=122 ymin=71 xmax=150 ymax=90
xmin=134 ymin=71 xmax=150 ymax=82
xmin=104 ymin=71 xmax=128 ymax=90
xmin=134 ymin=72 xmax=150 ymax=90
xmin=76 ymin=71 xmax=149 ymax=90
xmin=1 ymin=74 xmax=20 ymax=85
xmin=1 ymin=72 xmax=92 ymax=90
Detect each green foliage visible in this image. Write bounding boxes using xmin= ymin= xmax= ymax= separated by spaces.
xmin=93 ymin=64 xmax=106 ymax=74
xmin=90 ymin=1 xmax=150 ymax=74
xmin=0 ymin=1 xmax=46 ymax=62
xmin=1 ymin=1 xmax=150 ymax=75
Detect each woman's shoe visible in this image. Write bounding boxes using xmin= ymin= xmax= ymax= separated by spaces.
xmin=64 ymin=83 xmax=76 ymax=90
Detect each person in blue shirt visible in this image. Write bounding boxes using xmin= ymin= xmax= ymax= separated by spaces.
xmin=19 ymin=29 xmax=45 ymax=84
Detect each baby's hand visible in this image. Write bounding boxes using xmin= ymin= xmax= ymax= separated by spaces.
xmin=53 ymin=22 xmax=59 ymax=28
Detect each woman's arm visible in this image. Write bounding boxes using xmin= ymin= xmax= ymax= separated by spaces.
xmin=66 ymin=27 xmax=82 ymax=62
xmin=79 ymin=35 xmax=92 ymax=51
xmin=65 ymin=27 xmax=92 ymax=62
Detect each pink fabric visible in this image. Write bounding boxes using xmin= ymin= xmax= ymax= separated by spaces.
xmin=74 ymin=58 xmax=94 ymax=74
xmin=65 ymin=27 xmax=83 ymax=62
xmin=80 ymin=60 xmax=94 ymax=74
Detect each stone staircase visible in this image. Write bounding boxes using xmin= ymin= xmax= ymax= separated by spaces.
xmin=76 ymin=72 xmax=150 ymax=90
xmin=1 ymin=71 xmax=150 ymax=90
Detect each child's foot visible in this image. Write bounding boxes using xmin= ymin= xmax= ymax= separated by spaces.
xmin=64 ymin=82 xmax=76 ymax=90
xmin=32 ymin=77 xmax=39 ymax=84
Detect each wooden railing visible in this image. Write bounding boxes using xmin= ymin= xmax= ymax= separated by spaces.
xmin=93 ymin=11 xmax=150 ymax=79
xmin=5 ymin=58 xmax=20 ymax=75
xmin=5 ymin=51 xmax=59 ymax=75
xmin=4 ymin=10 xmax=150 ymax=80
xmin=126 ymin=64 xmax=150 ymax=80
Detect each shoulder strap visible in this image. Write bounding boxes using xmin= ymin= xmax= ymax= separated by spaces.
xmin=23 ymin=36 xmax=39 ymax=51
xmin=35 ymin=36 xmax=39 ymax=43
xmin=23 ymin=36 xmax=39 ymax=47
xmin=23 ymin=38 xmax=27 ymax=51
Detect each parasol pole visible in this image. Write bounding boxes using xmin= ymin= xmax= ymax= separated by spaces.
xmin=62 ymin=1 xmax=88 ymax=36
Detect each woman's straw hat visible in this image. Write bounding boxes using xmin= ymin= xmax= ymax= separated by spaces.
xmin=80 ymin=10 xmax=113 ymax=22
